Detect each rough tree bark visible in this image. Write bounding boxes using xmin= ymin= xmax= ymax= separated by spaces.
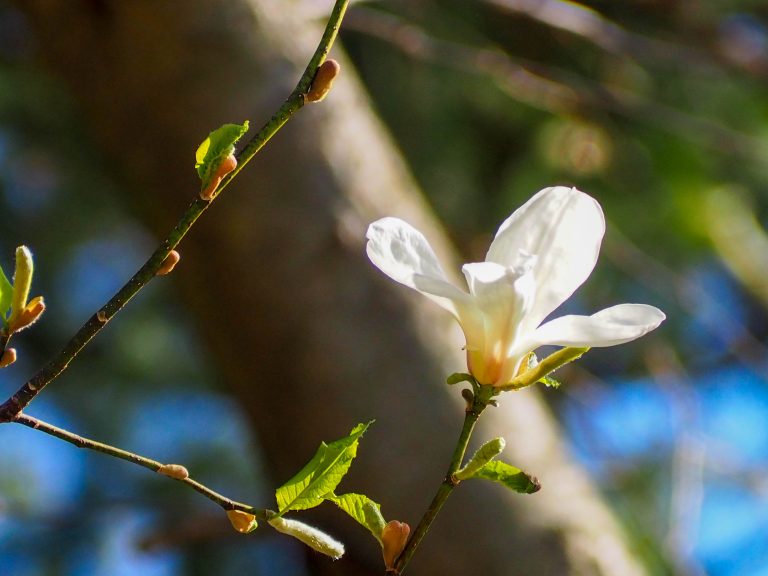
xmin=15 ymin=1 xmax=647 ymax=574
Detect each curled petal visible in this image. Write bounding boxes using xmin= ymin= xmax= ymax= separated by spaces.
xmin=461 ymin=262 xmax=536 ymax=384
xmin=486 ymin=187 xmax=605 ymax=330
xmin=527 ymin=303 xmax=666 ymax=349
xmin=366 ymin=217 xmax=469 ymax=315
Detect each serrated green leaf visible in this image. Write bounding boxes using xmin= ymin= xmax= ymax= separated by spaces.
xmin=194 ymin=121 xmax=249 ymax=185
xmin=446 ymin=372 xmax=474 ymax=385
xmin=275 ymin=421 xmax=373 ymax=514
xmin=473 ymin=460 xmax=540 ymax=494
xmin=328 ymin=493 xmax=386 ymax=543
xmin=0 ymin=264 xmax=12 ymax=321
xmin=538 ymin=375 xmax=561 ymax=388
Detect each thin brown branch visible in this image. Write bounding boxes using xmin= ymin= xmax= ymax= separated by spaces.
xmin=14 ymin=412 xmax=271 ymax=519
xmin=0 ymin=0 xmax=350 ymax=423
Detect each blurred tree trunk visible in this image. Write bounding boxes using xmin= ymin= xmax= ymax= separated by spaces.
xmin=16 ymin=1 xmax=647 ymax=574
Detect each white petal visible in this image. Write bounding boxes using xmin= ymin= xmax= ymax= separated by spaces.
xmin=525 ymin=303 xmax=666 ymax=349
xmin=461 ymin=261 xmax=535 ymax=318
xmin=366 ymin=217 xmax=470 ymax=314
xmin=486 ymin=187 xmax=605 ymax=329
xmin=460 ymin=261 xmax=537 ymax=383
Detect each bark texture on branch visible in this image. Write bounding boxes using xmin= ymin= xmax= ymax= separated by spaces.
xmin=16 ymin=1 xmax=646 ymax=574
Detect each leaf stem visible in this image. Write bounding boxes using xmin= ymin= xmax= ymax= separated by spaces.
xmin=14 ymin=412 xmax=272 ymax=520
xmin=392 ymin=385 xmax=496 ymax=574
xmin=500 ymin=346 xmax=589 ymax=391
xmin=0 ymin=0 xmax=350 ymax=423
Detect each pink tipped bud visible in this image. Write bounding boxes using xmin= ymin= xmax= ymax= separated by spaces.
xmin=0 ymin=348 xmax=17 ymax=368
xmin=381 ymin=520 xmax=410 ymax=571
xmin=227 ymin=509 xmax=258 ymax=534
xmin=156 ymin=250 xmax=181 ymax=276
xmin=157 ymin=463 xmax=189 ymax=480
xmin=200 ymin=154 xmax=237 ymax=200
xmin=306 ymin=59 xmax=340 ymax=103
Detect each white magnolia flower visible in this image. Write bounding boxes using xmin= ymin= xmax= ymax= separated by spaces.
xmin=366 ymin=186 xmax=665 ymax=387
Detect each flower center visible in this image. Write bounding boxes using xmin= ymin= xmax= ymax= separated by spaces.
xmin=462 ymin=251 xmax=537 ymax=385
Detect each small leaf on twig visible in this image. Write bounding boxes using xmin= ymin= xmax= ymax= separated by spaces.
xmin=328 ymin=493 xmax=386 ymax=543
xmin=0 ymin=263 xmax=12 ymax=324
xmin=195 ymin=121 xmax=249 ymax=198
xmin=472 ymin=460 xmax=540 ymax=494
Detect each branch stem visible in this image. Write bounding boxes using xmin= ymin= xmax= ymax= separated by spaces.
xmin=0 ymin=0 xmax=350 ymax=423
xmin=14 ymin=412 xmax=271 ymax=519
xmin=392 ymin=385 xmax=496 ymax=574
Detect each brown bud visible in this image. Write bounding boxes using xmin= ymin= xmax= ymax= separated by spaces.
xmin=157 ymin=463 xmax=189 ymax=480
xmin=200 ymin=154 xmax=237 ymax=200
xmin=0 ymin=348 xmax=17 ymax=368
xmin=306 ymin=59 xmax=340 ymax=103
xmin=156 ymin=250 xmax=181 ymax=276
xmin=97 ymin=310 xmax=108 ymax=323
xmin=9 ymin=296 xmax=45 ymax=333
xmin=227 ymin=509 xmax=258 ymax=534
xmin=381 ymin=520 xmax=410 ymax=571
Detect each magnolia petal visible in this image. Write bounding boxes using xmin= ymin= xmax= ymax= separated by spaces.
xmin=366 ymin=217 xmax=469 ymax=315
xmin=461 ymin=261 xmax=537 ymax=384
xmin=461 ymin=261 xmax=535 ymax=330
xmin=526 ymin=303 xmax=666 ymax=349
xmin=486 ymin=187 xmax=605 ymax=330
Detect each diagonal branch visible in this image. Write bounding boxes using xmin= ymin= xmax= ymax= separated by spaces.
xmin=0 ymin=0 xmax=350 ymax=423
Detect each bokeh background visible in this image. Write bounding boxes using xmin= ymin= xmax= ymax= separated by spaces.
xmin=2 ymin=0 xmax=768 ymax=574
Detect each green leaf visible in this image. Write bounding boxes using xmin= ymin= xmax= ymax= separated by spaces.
xmin=275 ymin=421 xmax=373 ymax=514
xmin=446 ymin=372 xmax=474 ymax=385
xmin=0 ymin=264 xmax=12 ymax=321
xmin=194 ymin=121 xmax=249 ymax=184
xmin=473 ymin=460 xmax=540 ymax=494
xmin=328 ymin=493 xmax=386 ymax=543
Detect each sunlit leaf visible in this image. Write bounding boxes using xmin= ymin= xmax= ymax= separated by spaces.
xmin=473 ymin=460 xmax=540 ymax=494
xmin=0 ymin=264 xmax=11 ymax=322
xmin=275 ymin=421 xmax=373 ymax=514
xmin=328 ymin=493 xmax=386 ymax=543
xmin=194 ymin=121 xmax=249 ymax=185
